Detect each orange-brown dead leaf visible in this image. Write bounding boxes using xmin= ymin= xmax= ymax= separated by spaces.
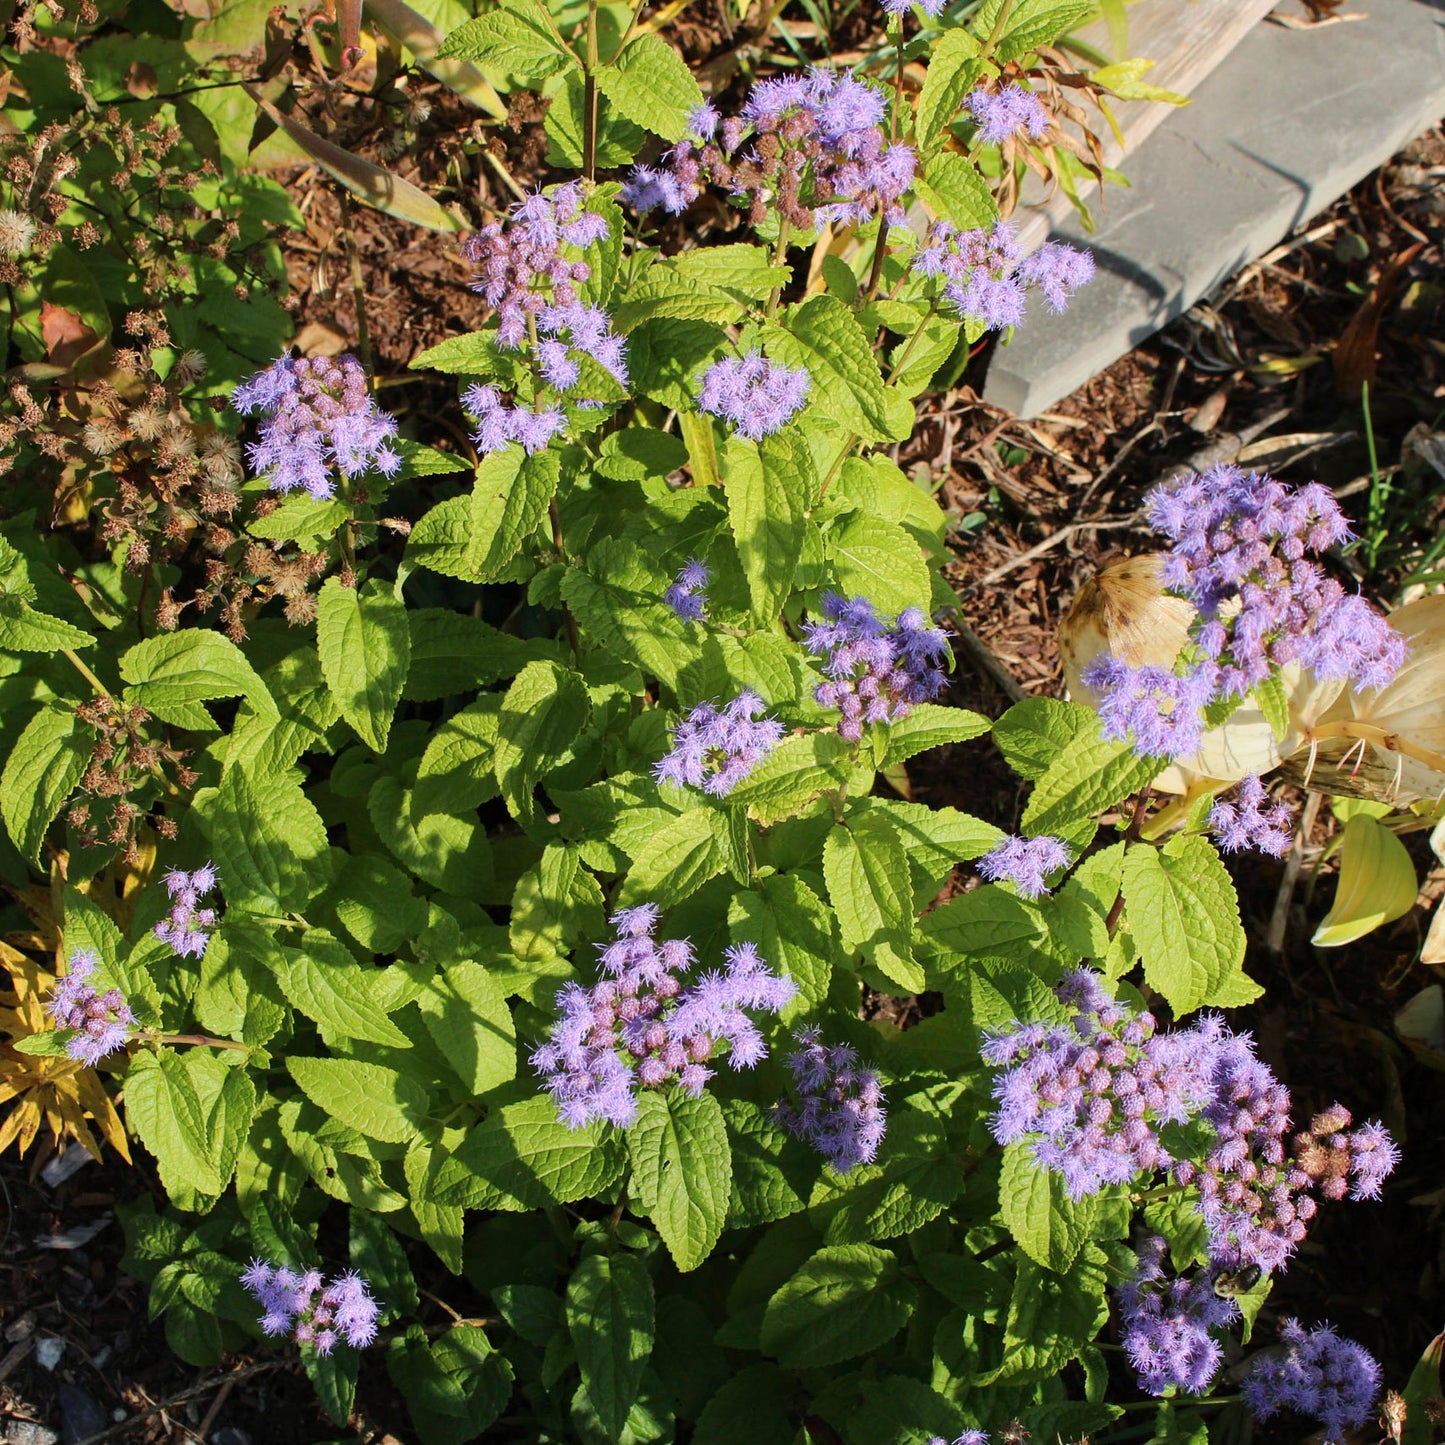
xmin=1334 ymin=242 xmax=1426 ymax=397
xmin=40 ymin=302 xmax=101 ymax=369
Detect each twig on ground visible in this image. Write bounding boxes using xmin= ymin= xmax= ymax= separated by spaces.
xmin=72 ymin=1360 xmax=291 ymax=1445
xmin=945 ymin=608 xmax=1026 ymax=704
xmin=1267 ymin=792 xmax=1323 ymax=956
xmin=977 ymin=514 xmax=1138 ymax=585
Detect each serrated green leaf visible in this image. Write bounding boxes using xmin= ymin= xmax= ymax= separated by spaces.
xmin=468 ymin=446 xmax=557 ymax=579
xmin=436 ymin=3 xmax=575 ymax=78
xmin=431 ymin=1096 xmax=626 ymax=1210
xmin=415 ymin=961 xmax=516 ymax=1095
xmin=913 ymin=29 xmax=984 ymax=157
xmin=723 ymin=1098 xmax=816 ymax=1228
xmin=876 ymin=703 xmax=990 ymax=766
xmin=595 ymin=33 xmax=701 ymax=140
xmin=998 ymin=1140 xmax=1097 ymax=1271
xmin=823 ymin=816 xmax=921 ymax=990
xmin=121 ymin=629 xmax=277 ymax=730
xmin=493 ymin=660 xmax=590 ymax=827
xmin=728 ymin=872 xmax=834 ymax=1019
xmin=369 ymin=776 xmax=493 ymax=897
xmin=723 ymin=431 xmax=807 ymax=625
xmin=809 ymin=1110 xmax=965 ymax=1243
xmin=1122 ymin=835 xmax=1247 ymax=1013
xmin=723 ymin=732 xmax=852 ymax=826
xmin=758 ymin=1244 xmax=915 ymax=1367
xmin=765 ymin=295 xmax=899 ymax=442
xmin=828 ymin=512 xmax=930 ymax=616
xmin=1021 ymin=715 xmax=1163 ymax=839
xmin=1252 ymin=672 xmax=1290 ymax=742
xmin=619 ymin=806 xmax=723 ymax=909
xmin=566 ymin=1252 xmax=655 ymax=1442
xmin=917 ymin=151 xmax=999 ymax=230
xmin=199 ymin=764 xmax=330 ymax=913
xmin=316 ymin=578 xmax=410 ymax=753
xmin=272 ymin=930 xmax=413 ymax=1049
xmin=993 ymin=0 xmax=1093 ymax=61
xmin=628 ymin=1089 xmax=731 ymax=1272
xmin=0 ymin=595 xmax=95 ymax=652
xmin=287 ymin=1056 xmax=431 ymax=1144
xmin=0 ymin=704 xmax=88 ymax=865
xmin=992 ymin=696 xmax=1092 ymax=780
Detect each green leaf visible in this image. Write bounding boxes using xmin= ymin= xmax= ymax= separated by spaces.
xmin=917 ymin=151 xmax=999 ymax=230
xmin=316 ymin=578 xmax=411 ymax=753
xmin=998 ymin=1140 xmax=1097 ymax=1272
xmin=758 ymin=1244 xmax=915 ymax=1368
xmin=619 ymin=807 xmax=723 ymax=910
xmin=992 ymin=0 xmax=1093 ymax=61
xmin=200 ymin=764 xmax=330 ymax=913
xmin=272 ymin=930 xmax=413 ymax=1049
xmin=827 ymin=512 xmax=930 ymax=617
xmin=723 ymin=432 xmax=808 ymax=625
xmin=919 ymin=884 xmax=1056 ymax=972
xmin=913 ymin=29 xmax=984 ymax=157
xmin=1253 ymin=672 xmax=1291 ymax=742
xmin=436 ymin=3 xmax=575 ymax=79
xmin=614 ymin=275 xmax=739 ymax=332
xmin=566 ymin=1252 xmax=656 ymax=1442
xmin=410 ymin=330 xmax=497 ymax=374
xmin=415 ymin=961 xmax=517 ymax=1095
xmin=1021 ymin=714 xmax=1163 ymax=839
xmin=1121 ymin=836 xmax=1247 ymax=1014
xmin=809 ymin=1110 xmax=966 ymax=1244
xmin=694 ymin=1364 xmax=795 ymax=1445
xmin=387 ymin=1324 xmax=514 ymax=1445
xmin=431 ymin=1096 xmax=626 ymax=1210
xmin=723 ymin=1098 xmax=816 ymax=1227
xmin=628 ymin=1089 xmax=732 ymax=1273
xmin=305 ymin=1346 xmax=359 ymax=1428
xmin=0 ymin=595 xmax=95 ymax=653
xmin=332 ymin=852 xmax=428 ymax=955
xmin=728 ymin=873 xmax=834 ymax=1019
xmin=369 ymin=776 xmax=493 ymax=897
xmin=876 ymin=703 xmax=991 ymax=766
xmin=992 ymin=697 xmax=1092 ymax=780
xmin=671 ymin=244 xmax=791 ymax=300
xmin=765 ymin=296 xmax=900 ymax=443
xmin=824 ymin=816 xmax=922 ymax=992
xmin=723 ymin=732 xmax=852 ymax=826
xmin=287 ymin=1056 xmax=430 ymax=1144
xmin=595 ymin=33 xmax=701 ymax=140
xmin=493 ymin=660 xmax=590 ymax=827
xmin=468 ymin=446 xmax=557 ymax=579
xmin=0 ymin=704 xmax=89 ymax=864
xmin=195 ymin=923 xmax=287 ymax=1046
xmin=121 ymin=629 xmax=277 ymax=730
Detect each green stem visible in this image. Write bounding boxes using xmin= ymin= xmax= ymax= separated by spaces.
xmin=766 ymin=217 xmax=792 ymax=318
xmin=146 ymin=1031 xmax=251 ymax=1053
xmin=1361 ymin=379 xmax=1385 ymax=569
xmin=979 ymin=0 xmax=1017 ymax=58
xmin=582 ymin=0 xmax=600 ymax=182
xmin=338 ymin=192 xmax=374 ymax=385
xmin=63 ymin=648 xmax=111 ymax=699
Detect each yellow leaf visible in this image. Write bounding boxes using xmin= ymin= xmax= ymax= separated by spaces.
xmin=1312 ymin=814 xmax=1418 ymax=946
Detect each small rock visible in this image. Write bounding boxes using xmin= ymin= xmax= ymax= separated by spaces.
xmin=7 ymin=1421 xmax=60 ymax=1445
xmin=59 ymin=1383 xmax=108 ymax=1444
xmin=211 ymin=1428 xmax=252 ymax=1445
xmin=5 ymin=1311 xmax=36 ymax=1343
xmin=33 ymin=1336 xmax=65 ymax=1372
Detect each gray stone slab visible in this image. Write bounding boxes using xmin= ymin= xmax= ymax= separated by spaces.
xmin=982 ymin=0 xmax=1445 ymax=418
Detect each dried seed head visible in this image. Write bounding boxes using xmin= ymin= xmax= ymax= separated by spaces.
xmin=0 ymin=208 xmax=36 ymax=257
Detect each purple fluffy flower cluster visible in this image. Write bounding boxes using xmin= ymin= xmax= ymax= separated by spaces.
xmin=45 ymin=949 xmax=134 ymax=1067
xmin=977 ymin=833 xmax=1073 ymax=899
xmin=240 ymin=1260 xmax=380 ymax=1354
xmin=982 ymin=969 xmax=1214 ymax=1198
xmin=804 ymin=593 xmax=950 ymax=741
xmin=923 ymin=1435 xmax=988 ymax=1445
xmin=654 ymin=691 xmax=785 ymax=795
xmin=988 ymin=973 xmax=1401 ymax=1272
xmin=1210 ymin=775 xmax=1294 ymax=857
xmin=775 ymin=1026 xmax=887 ymax=1173
xmin=532 ymin=905 xmax=797 ymax=1129
xmin=460 ymin=183 xmax=626 ymax=456
xmin=966 ymin=82 xmax=1051 ymax=143
xmin=1115 ymin=1235 xmax=1241 ymax=1395
xmin=1080 ymin=656 xmax=1217 ymax=759
xmin=231 ymin=353 xmax=400 ymax=500
xmin=1243 ymin=1319 xmax=1382 ymax=1445
xmin=664 ymin=559 xmax=711 ymax=623
xmin=624 ymin=71 xmax=916 ymax=232
xmin=1084 ymin=466 xmax=1406 ymax=759
xmin=697 ymin=352 xmax=810 ymax=441
xmin=912 ymin=221 xmax=1095 ymax=330
xmin=153 ymin=863 xmax=219 ymax=958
